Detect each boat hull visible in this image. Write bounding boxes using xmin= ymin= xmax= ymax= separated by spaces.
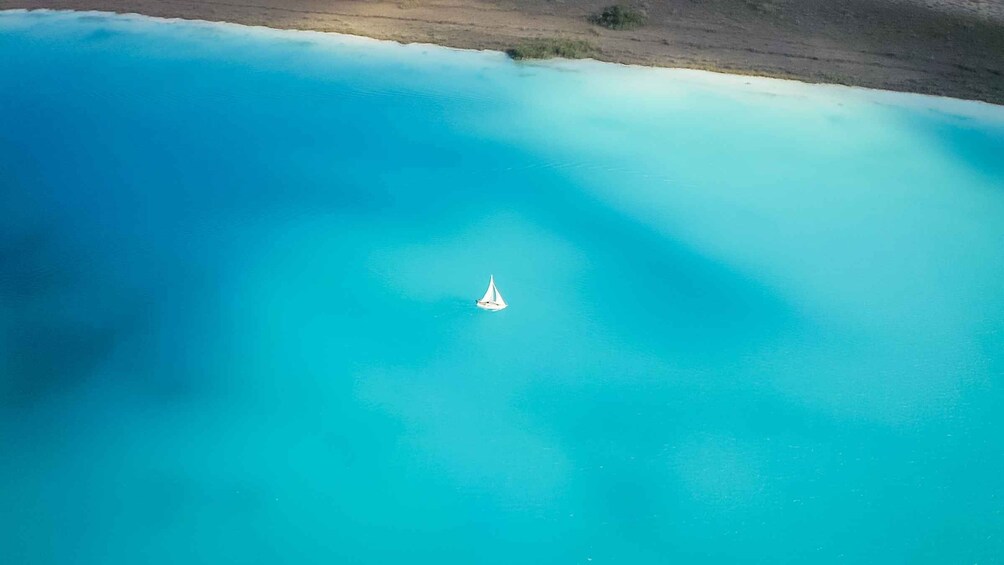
xmin=476 ymin=300 xmax=507 ymax=311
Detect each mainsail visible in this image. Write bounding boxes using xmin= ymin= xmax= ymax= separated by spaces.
xmin=481 ymin=276 xmax=497 ymax=304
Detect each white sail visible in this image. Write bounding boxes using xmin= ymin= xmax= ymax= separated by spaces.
xmin=480 ymin=276 xmax=496 ymax=303
xmin=493 ymin=285 xmax=506 ymax=308
xmin=476 ymin=275 xmax=507 ymax=310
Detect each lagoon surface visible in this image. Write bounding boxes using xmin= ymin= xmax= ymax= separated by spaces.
xmin=2 ymin=10 xmax=1004 ymax=564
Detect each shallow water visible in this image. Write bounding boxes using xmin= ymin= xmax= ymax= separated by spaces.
xmin=2 ymin=10 xmax=1003 ymax=564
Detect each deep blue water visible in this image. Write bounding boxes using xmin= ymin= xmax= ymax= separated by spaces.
xmin=2 ymin=10 xmax=1004 ymax=564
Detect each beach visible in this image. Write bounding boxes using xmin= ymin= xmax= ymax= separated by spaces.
xmin=4 ymin=0 xmax=1004 ymax=105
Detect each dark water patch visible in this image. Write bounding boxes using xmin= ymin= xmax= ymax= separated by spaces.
xmin=0 ymin=224 xmax=164 ymax=408
xmin=891 ymin=105 xmax=1004 ymax=184
xmin=84 ymin=27 xmax=122 ymax=43
xmin=0 ymin=231 xmax=70 ymax=300
xmin=2 ymin=322 xmax=118 ymax=405
xmin=75 ymin=15 xmax=113 ymax=24
xmin=933 ymin=122 xmax=1004 ymax=183
xmin=499 ymin=146 xmax=800 ymax=358
xmin=0 ymin=222 xmax=116 ymax=406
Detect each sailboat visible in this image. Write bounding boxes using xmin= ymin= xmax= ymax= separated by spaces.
xmin=476 ymin=275 xmax=507 ymax=311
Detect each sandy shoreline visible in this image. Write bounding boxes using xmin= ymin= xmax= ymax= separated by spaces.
xmin=4 ymin=0 xmax=1004 ymax=105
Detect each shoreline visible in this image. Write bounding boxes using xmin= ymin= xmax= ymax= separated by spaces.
xmin=6 ymin=7 xmax=1004 ymax=120
xmin=5 ymin=0 xmax=1003 ymax=105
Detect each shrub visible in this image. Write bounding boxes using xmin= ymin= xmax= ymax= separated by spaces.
xmin=506 ymin=38 xmax=596 ymax=60
xmin=589 ymin=5 xmax=647 ymax=30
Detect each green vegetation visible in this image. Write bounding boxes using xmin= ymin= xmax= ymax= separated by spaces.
xmin=505 ymin=38 xmax=596 ymax=60
xmin=589 ymin=5 xmax=647 ymax=30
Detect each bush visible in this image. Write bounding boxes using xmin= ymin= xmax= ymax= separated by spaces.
xmin=589 ymin=5 xmax=647 ymax=30
xmin=506 ymin=38 xmax=596 ymax=60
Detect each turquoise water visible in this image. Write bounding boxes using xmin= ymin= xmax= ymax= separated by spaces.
xmin=2 ymin=9 xmax=1004 ymax=563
